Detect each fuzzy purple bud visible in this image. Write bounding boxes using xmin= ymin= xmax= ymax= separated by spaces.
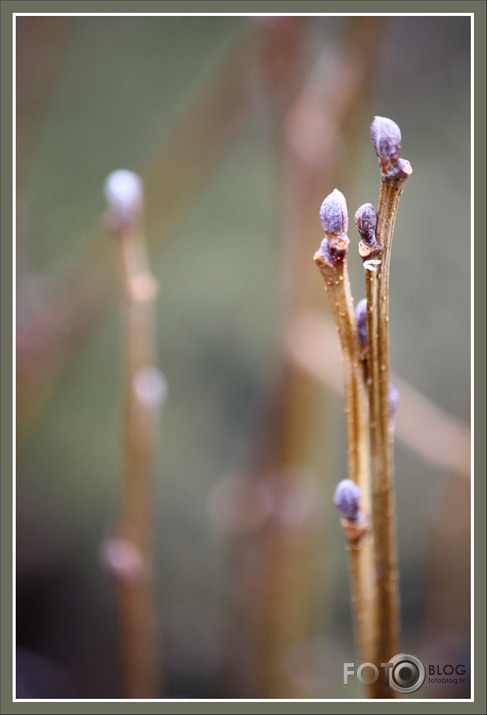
xmin=370 ymin=116 xmax=401 ymax=163
xmin=355 ymin=298 xmax=367 ymax=346
xmin=355 ymin=203 xmax=377 ymax=244
xmin=334 ymin=479 xmax=361 ymax=521
xmin=319 ymin=189 xmax=348 ymax=235
xmin=389 ymin=382 xmax=400 ymax=423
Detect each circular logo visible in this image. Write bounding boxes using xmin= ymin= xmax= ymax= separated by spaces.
xmin=388 ymin=653 xmax=426 ymax=694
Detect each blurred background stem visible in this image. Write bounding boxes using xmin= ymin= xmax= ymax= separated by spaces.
xmin=226 ymin=17 xmax=387 ymax=698
xmin=110 ymin=203 xmax=160 ymax=698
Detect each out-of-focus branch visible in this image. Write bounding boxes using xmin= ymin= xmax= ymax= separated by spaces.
xmin=285 ymin=311 xmax=470 ymax=480
xmin=16 ymin=25 xmax=254 ymax=441
xmin=103 ymin=170 xmax=164 ymax=698
xmin=16 ymin=267 xmax=105 ymax=443
xmin=142 ymin=28 xmax=254 ymax=241
xmin=16 ymin=17 xmax=71 ymax=189
xmin=227 ymin=16 xmax=387 ymax=699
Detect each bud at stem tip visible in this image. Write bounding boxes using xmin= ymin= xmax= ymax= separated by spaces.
xmin=355 ymin=203 xmax=377 ymax=244
xmin=319 ymin=188 xmax=348 ymax=235
xmin=104 ymin=169 xmax=143 ymax=229
xmin=370 ymin=116 xmax=401 ymax=163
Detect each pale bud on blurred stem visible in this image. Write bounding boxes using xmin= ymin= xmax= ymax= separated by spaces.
xmin=100 ymin=536 xmax=147 ymax=584
xmin=104 ymin=169 xmax=144 ymax=233
xmin=389 ymin=381 xmax=400 ymax=427
xmin=133 ymin=366 xmax=168 ymax=410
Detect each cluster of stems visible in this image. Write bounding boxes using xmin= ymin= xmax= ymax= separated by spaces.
xmin=314 ymin=117 xmax=412 ymax=698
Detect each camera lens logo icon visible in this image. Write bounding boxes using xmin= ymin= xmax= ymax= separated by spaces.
xmin=388 ymin=653 xmax=426 ymax=694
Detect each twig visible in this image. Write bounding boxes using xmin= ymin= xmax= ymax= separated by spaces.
xmin=361 ymin=117 xmax=412 ymax=686
xmin=104 ymin=170 xmax=164 ymax=698
xmin=17 ymin=28 xmax=254 ymax=442
xmin=333 ymin=479 xmax=374 ymax=682
xmin=314 ymin=190 xmax=379 ymax=693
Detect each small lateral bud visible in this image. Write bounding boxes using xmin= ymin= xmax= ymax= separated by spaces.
xmin=334 ymin=480 xmax=368 ymax=544
xmin=370 ymin=116 xmax=401 ymax=163
xmin=355 ymin=298 xmax=367 ymax=346
xmin=100 ymin=536 xmax=147 ymax=583
xmin=133 ymin=366 xmax=168 ymax=409
xmin=319 ymin=189 xmax=348 ymax=235
xmin=104 ymin=169 xmax=143 ymax=230
xmin=389 ymin=381 xmax=400 ymax=424
xmin=334 ymin=479 xmax=361 ymax=521
xmin=355 ymin=203 xmax=377 ymax=245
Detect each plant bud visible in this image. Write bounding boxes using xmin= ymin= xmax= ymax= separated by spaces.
xmin=389 ymin=382 xmax=400 ymax=423
xmin=370 ymin=116 xmax=401 ymax=163
xmin=319 ymin=188 xmax=348 ymax=235
xmin=334 ymin=479 xmax=361 ymax=521
xmin=133 ymin=366 xmax=168 ymax=409
xmin=100 ymin=536 xmax=146 ymax=583
xmin=354 ymin=203 xmax=377 ymax=244
xmin=355 ymin=298 xmax=367 ymax=346
xmin=104 ymin=169 xmax=143 ymax=229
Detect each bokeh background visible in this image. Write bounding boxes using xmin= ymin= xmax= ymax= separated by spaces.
xmin=16 ymin=14 xmax=471 ymax=699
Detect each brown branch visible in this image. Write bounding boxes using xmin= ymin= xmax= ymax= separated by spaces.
xmin=16 ymin=26 xmax=253 ymax=441
xmin=104 ymin=171 xmax=162 ymax=698
xmin=314 ymin=192 xmax=379 ymax=695
xmin=363 ymin=117 xmax=412 ymax=692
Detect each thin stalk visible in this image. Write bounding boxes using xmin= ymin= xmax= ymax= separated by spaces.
xmin=314 ymin=194 xmax=379 ymax=695
xmin=105 ymin=171 xmax=160 ymax=698
xmin=373 ymin=173 xmax=410 ymax=663
xmin=362 ymin=118 xmax=412 ymax=689
xmin=314 ymin=250 xmax=377 ymax=669
xmin=117 ymin=225 xmax=159 ymax=698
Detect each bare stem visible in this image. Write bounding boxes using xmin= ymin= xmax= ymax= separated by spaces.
xmin=108 ymin=190 xmax=161 ymax=697
xmin=374 ymin=171 xmax=410 ymax=661
xmin=314 ymin=240 xmax=379 ymax=695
